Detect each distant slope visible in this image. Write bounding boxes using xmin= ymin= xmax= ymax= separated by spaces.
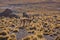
xmin=0 ymin=0 xmax=60 ymax=15
xmin=0 ymin=0 xmax=60 ymax=4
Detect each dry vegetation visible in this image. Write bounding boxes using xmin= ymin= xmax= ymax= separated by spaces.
xmin=0 ymin=10 xmax=60 ymax=40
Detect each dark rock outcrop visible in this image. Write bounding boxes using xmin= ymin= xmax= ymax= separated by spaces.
xmin=23 ymin=12 xmax=29 ymax=18
xmin=0 ymin=9 xmax=19 ymax=18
